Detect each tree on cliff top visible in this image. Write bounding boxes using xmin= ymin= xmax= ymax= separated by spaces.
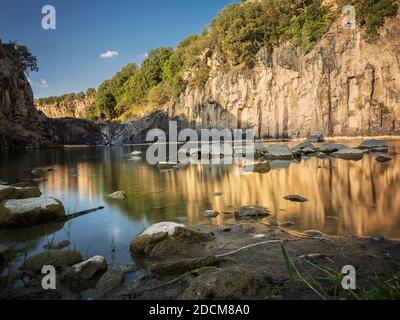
xmin=3 ymin=41 xmax=38 ymax=75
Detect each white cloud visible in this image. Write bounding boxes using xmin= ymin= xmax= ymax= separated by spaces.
xmin=100 ymin=50 xmax=119 ymax=59
xmin=28 ymin=78 xmax=49 ymax=88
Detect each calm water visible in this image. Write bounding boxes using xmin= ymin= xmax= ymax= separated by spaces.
xmin=1 ymin=140 xmax=400 ymax=269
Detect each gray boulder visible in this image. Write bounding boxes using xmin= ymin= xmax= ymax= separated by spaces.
xmin=242 ymin=162 xmax=272 ymax=174
xmin=0 ymin=185 xmax=42 ymax=202
xmin=107 ymin=191 xmax=127 ymax=200
xmin=0 ymin=197 xmax=65 ymax=228
xmin=265 ymin=145 xmax=294 ymax=160
xmin=332 ymin=148 xmax=364 ymax=161
xmin=307 ymin=133 xmax=325 ymax=142
xmin=320 ymin=144 xmax=347 ymax=154
xmin=359 ymin=140 xmax=388 ymax=152
xmin=203 ymin=210 xmax=219 ymax=218
xmin=95 ymin=269 xmax=124 ymax=298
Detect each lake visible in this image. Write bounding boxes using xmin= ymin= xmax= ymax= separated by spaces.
xmin=1 ymin=140 xmax=399 ymax=271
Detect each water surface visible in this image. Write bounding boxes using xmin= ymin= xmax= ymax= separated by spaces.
xmin=1 ymin=140 xmax=399 ymax=269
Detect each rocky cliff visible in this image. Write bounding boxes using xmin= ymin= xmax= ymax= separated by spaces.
xmin=169 ymin=11 xmax=400 ymax=139
xmin=0 ymin=40 xmax=104 ymax=149
xmin=35 ymin=94 xmax=94 ymax=119
xmin=0 ymin=40 xmax=52 ymax=149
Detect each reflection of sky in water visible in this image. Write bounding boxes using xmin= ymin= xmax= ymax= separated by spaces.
xmin=0 ymin=141 xmax=400 ymax=269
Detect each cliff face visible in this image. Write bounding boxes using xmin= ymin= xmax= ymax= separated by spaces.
xmin=0 ymin=40 xmax=104 ymax=149
xmin=36 ymin=95 xmax=93 ymax=119
xmin=170 ymin=13 xmax=400 ymax=139
xmin=0 ymin=40 xmax=52 ymax=149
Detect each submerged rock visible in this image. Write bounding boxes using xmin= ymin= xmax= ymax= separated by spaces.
xmin=0 ymin=197 xmax=65 ymax=228
xmin=203 ymin=210 xmax=219 ymax=218
xmin=359 ymin=140 xmax=388 ymax=152
xmin=280 ymin=221 xmax=295 ymax=228
xmin=95 ymin=269 xmax=124 ymax=298
xmin=265 ymin=145 xmax=294 ymax=160
xmin=22 ymin=250 xmax=83 ymax=273
xmin=179 ymin=267 xmax=269 ymax=300
xmin=130 ymin=222 xmax=214 ymax=257
xmin=315 ymin=152 xmax=329 ymax=159
xmin=65 ymin=256 xmax=107 ymax=280
xmin=375 ymin=154 xmax=392 ymax=163
xmin=43 ymin=240 xmax=70 ymax=251
xmin=303 ymin=230 xmax=325 ymax=238
xmin=332 ymin=148 xmax=364 ymax=160
xmin=284 ymin=195 xmax=309 ymax=203
xmin=234 ymin=205 xmax=271 ymax=219
xmin=242 ymin=162 xmax=272 ymax=174
xmin=107 ymin=191 xmax=127 ymax=200
xmin=0 ymin=185 xmax=42 ymax=202
xmin=31 ymin=167 xmax=54 ymax=176
xmin=157 ymin=162 xmax=179 ymax=170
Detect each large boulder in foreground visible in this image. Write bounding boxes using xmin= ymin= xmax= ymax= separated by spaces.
xmin=130 ymin=222 xmax=214 ymax=257
xmin=265 ymin=145 xmax=294 ymax=160
xmin=0 ymin=197 xmax=65 ymax=228
xmin=0 ymin=185 xmax=42 ymax=202
xmin=332 ymin=148 xmax=364 ymax=161
xmin=179 ymin=267 xmax=269 ymax=300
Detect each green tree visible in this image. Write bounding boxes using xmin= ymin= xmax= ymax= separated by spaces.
xmin=4 ymin=41 xmax=39 ymax=74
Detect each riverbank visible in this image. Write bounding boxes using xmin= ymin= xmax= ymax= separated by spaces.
xmin=1 ymin=219 xmax=400 ymax=300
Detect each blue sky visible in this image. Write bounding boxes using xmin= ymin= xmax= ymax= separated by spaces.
xmin=0 ymin=0 xmax=234 ymax=98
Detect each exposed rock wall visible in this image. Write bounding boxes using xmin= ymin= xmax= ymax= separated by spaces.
xmin=0 ymin=40 xmax=52 ymax=149
xmin=36 ymin=96 xmax=93 ymax=119
xmin=171 ymin=14 xmax=400 ymax=139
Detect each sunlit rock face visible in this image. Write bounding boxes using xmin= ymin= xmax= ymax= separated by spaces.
xmin=171 ymin=13 xmax=400 ymax=139
xmin=36 ymin=96 xmax=94 ymax=119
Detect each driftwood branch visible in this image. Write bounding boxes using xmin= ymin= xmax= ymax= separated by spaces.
xmin=58 ymin=206 xmax=105 ymax=222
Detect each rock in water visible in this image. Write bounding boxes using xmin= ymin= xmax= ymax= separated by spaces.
xmin=359 ymin=140 xmax=388 ymax=152
xmin=375 ymin=154 xmax=392 ymax=163
xmin=265 ymin=145 xmax=294 ymax=160
xmin=332 ymin=148 xmax=364 ymax=160
xmin=65 ymin=256 xmax=107 ymax=280
xmin=203 ymin=210 xmax=219 ymax=218
xmin=280 ymin=221 xmax=295 ymax=228
xmin=22 ymin=250 xmax=83 ymax=272
xmin=307 ymin=133 xmax=325 ymax=143
xmin=157 ymin=162 xmax=179 ymax=170
xmin=95 ymin=270 xmax=124 ymax=298
xmin=320 ymin=144 xmax=347 ymax=154
xmin=0 ymin=185 xmax=42 ymax=202
xmin=234 ymin=205 xmax=271 ymax=219
xmin=284 ymin=195 xmax=309 ymax=203
xmin=130 ymin=222 xmax=214 ymax=257
xmin=30 ymin=167 xmax=54 ymax=176
xmin=0 ymin=197 xmax=65 ymax=228
xmin=303 ymin=230 xmax=325 ymax=238
xmin=243 ymin=162 xmax=272 ymax=174
xmin=107 ymin=191 xmax=127 ymax=200
xmin=130 ymin=151 xmax=143 ymax=157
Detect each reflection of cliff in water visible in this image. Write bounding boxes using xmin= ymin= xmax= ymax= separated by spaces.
xmin=1 ymin=142 xmax=399 ymax=239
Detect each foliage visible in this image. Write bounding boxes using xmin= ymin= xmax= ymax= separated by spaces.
xmin=356 ymin=0 xmax=398 ymax=42
xmin=3 ymin=41 xmax=38 ymax=74
xmin=95 ymin=89 xmax=117 ymax=119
